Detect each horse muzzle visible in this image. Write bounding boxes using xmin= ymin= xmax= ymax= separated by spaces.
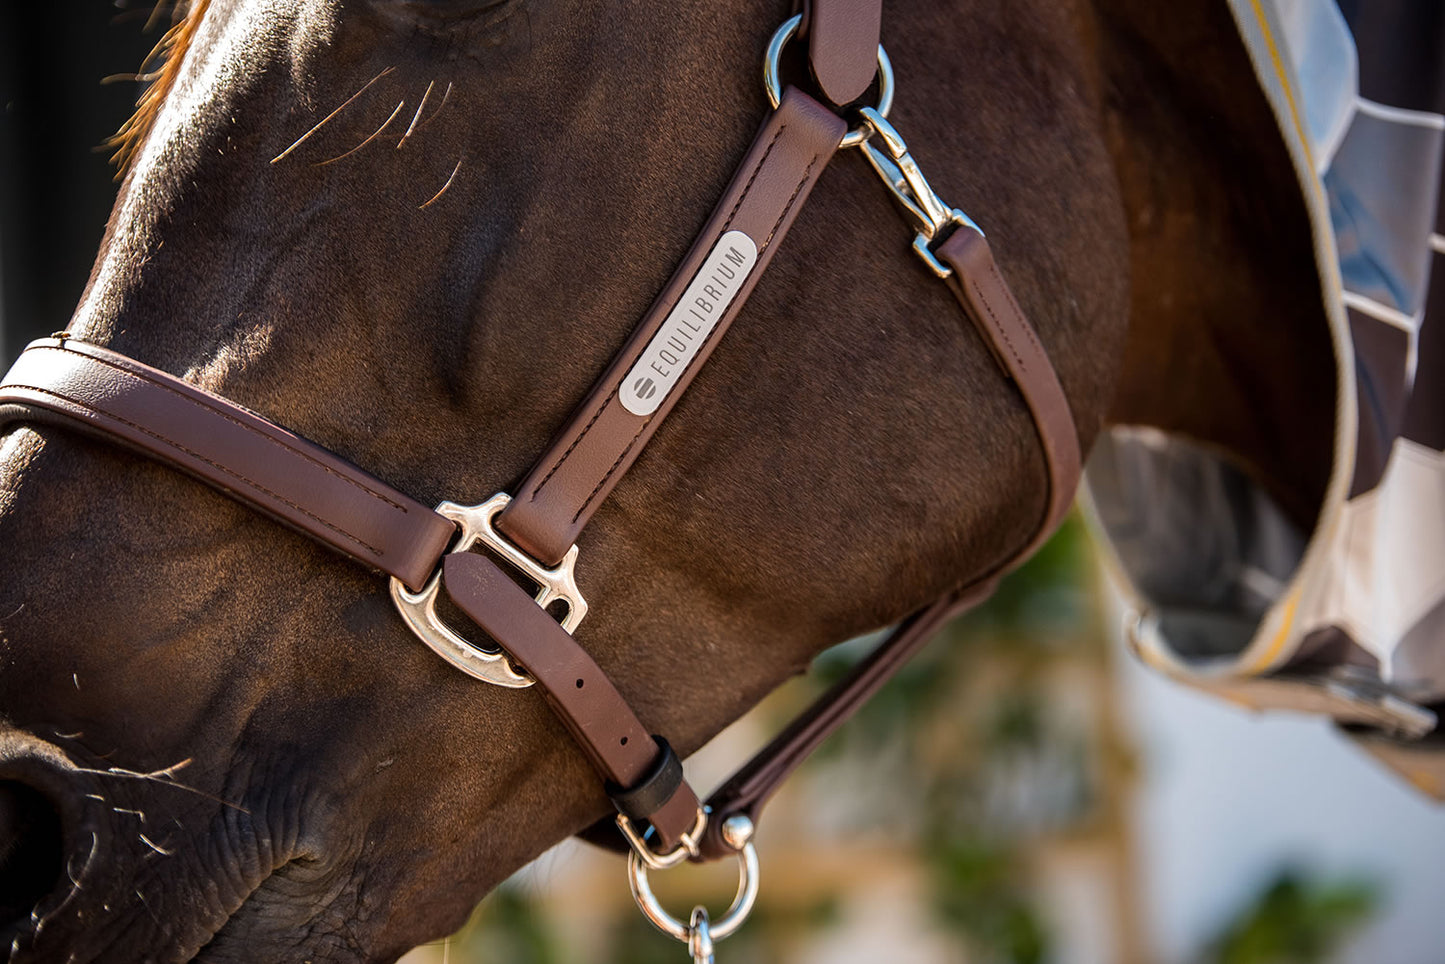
xmin=0 ymin=732 xmax=110 ymax=940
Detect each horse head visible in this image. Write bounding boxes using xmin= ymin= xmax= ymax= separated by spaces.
xmin=0 ymin=0 xmax=1129 ymax=959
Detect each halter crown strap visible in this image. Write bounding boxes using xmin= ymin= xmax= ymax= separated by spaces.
xmin=798 ymin=0 xmax=884 ymax=107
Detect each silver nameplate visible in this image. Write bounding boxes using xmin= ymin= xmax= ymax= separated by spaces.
xmin=619 ymin=230 xmax=758 ymax=417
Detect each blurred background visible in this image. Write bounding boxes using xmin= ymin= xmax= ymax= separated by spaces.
xmin=4 ymin=4 xmax=1444 ymax=963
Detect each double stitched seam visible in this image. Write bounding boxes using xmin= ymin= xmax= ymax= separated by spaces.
xmin=526 ymin=121 xmax=791 ymax=507
xmin=571 ymin=150 xmax=821 ymax=524
xmin=955 ymin=267 xmax=1063 ymax=543
xmin=526 ymin=385 xmax=619 ymax=499
xmin=975 ymin=260 xmax=1078 ymax=495
xmin=961 ymin=274 xmax=1030 ymax=378
xmin=720 ymin=122 xmax=788 ymax=232
xmin=986 ymin=259 xmax=1045 ymax=361
xmin=44 ymin=347 xmax=410 ymax=512
xmin=6 ymin=385 xmax=386 ymax=557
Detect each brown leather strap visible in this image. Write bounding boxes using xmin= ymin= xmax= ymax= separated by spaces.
xmin=697 ymin=578 xmax=997 ymax=858
xmin=938 ymin=226 xmax=1081 ymax=548
xmin=441 ymin=551 xmax=702 ymax=849
xmin=0 ymin=338 xmax=456 ymax=591
xmin=799 ymin=0 xmax=883 ymax=106
xmin=495 ymin=87 xmax=847 ymax=566
xmin=684 ymin=227 xmax=1081 ymax=859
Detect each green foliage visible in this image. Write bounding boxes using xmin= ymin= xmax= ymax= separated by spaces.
xmin=605 ymin=894 xmax=841 ymax=964
xmin=445 ymin=886 xmax=561 ymax=964
xmin=809 ymin=516 xmax=1093 ymax=760
xmin=798 ymin=518 xmax=1096 ymax=961
xmin=956 ymin=514 xmax=1093 ymax=640
xmin=1201 ymin=870 xmax=1380 ymax=964
xmin=928 ymin=837 xmax=1049 ymax=964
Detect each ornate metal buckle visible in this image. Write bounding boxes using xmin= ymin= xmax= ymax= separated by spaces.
xmin=854 ymin=106 xmax=983 ymax=279
xmin=389 ymin=492 xmax=587 ymax=689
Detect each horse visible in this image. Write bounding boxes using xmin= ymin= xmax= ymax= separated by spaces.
xmin=0 ymin=0 xmax=1333 ymax=960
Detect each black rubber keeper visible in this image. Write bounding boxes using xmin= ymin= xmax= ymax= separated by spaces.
xmin=606 ymin=736 xmax=683 ymax=821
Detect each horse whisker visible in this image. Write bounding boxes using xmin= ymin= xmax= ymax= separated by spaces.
xmin=314 ymin=100 xmax=405 ymax=167
xmin=67 ymin=758 xmax=251 ymax=814
xmin=135 ymin=888 xmax=162 ymax=926
xmin=396 ymin=80 xmax=434 ymax=149
xmin=415 ymin=81 xmax=453 ymax=133
xmin=272 ymin=65 xmax=395 ymax=164
xmin=138 ymin=833 xmax=173 ymax=857
xmin=419 ymin=156 xmax=463 ymax=210
xmin=100 ymin=71 xmax=163 ymax=85
xmin=143 ymin=0 xmax=176 ymax=32
xmin=110 ymin=758 xmax=193 ymax=781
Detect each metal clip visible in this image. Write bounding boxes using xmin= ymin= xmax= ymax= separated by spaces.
xmin=854 ymin=106 xmax=982 ymax=279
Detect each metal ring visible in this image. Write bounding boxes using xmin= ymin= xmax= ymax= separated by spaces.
xmin=627 ymin=840 xmax=760 ymax=943
xmin=762 ymin=13 xmax=894 ymax=149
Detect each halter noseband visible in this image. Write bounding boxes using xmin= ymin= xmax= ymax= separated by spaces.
xmin=0 ymin=5 xmax=1079 ymax=961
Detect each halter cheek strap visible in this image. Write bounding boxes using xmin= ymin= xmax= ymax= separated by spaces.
xmin=0 ymin=2 xmax=1081 ymax=955
xmin=495 ymin=87 xmax=847 ymax=566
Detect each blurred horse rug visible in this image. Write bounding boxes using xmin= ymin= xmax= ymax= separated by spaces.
xmin=1085 ymin=0 xmax=1445 ymax=792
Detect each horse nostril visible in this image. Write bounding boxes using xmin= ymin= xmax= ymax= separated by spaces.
xmin=0 ymin=781 xmax=64 ymax=924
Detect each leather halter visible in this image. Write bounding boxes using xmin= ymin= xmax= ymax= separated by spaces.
xmin=0 ymin=2 xmax=1080 ymax=957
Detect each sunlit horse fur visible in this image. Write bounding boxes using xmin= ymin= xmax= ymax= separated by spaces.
xmin=0 ymin=0 xmax=1331 ymax=960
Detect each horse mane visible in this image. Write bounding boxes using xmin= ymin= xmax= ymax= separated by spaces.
xmin=106 ymin=0 xmax=211 ymax=174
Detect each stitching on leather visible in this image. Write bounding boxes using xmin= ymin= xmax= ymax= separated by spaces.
xmin=957 ymin=259 xmax=1074 ymax=526
xmin=722 ymin=122 xmax=786 ymax=231
xmin=6 ymin=384 xmax=387 ymax=558
xmin=525 ymin=120 xmax=792 ymax=508
xmin=962 ymin=273 xmax=1029 ymax=376
xmin=761 ymin=152 xmax=815 ymax=249
xmin=527 ymin=386 xmax=619 ymax=500
xmin=570 ymin=150 xmax=821 ymax=524
xmin=39 ymin=346 xmax=409 ymax=512
xmin=986 ymin=258 xmax=1044 ymax=359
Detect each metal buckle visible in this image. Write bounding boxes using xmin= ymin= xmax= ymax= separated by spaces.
xmin=616 ymin=807 xmax=708 ymax=871
xmin=853 ymin=106 xmax=983 ymax=279
xmin=763 ymin=13 xmax=894 ymax=149
xmin=627 ymin=813 xmax=760 ymax=961
xmin=389 ymin=492 xmax=587 ymax=689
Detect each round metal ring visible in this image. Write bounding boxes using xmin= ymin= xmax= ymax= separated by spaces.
xmin=627 ymin=840 xmax=760 ymax=943
xmin=762 ymin=13 xmax=895 ymax=149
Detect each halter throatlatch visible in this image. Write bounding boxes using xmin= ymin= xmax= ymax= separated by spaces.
xmin=0 ymin=2 xmax=1081 ymax=960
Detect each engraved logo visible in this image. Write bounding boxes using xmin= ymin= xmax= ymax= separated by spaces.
xmin=619 ymin=230 xmax=759 ymax=417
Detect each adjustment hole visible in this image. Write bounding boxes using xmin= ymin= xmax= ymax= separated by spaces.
xmin=620 ymin=736 xmax=628 ymax=746
xmin=575 ymin=678 xmax=585 ymax=689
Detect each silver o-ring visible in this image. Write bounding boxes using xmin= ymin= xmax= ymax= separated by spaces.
xmin=627 ymin=840 xmax=760 ymax=943
xmin=762 ymin=13 xmax=895 ymax=149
